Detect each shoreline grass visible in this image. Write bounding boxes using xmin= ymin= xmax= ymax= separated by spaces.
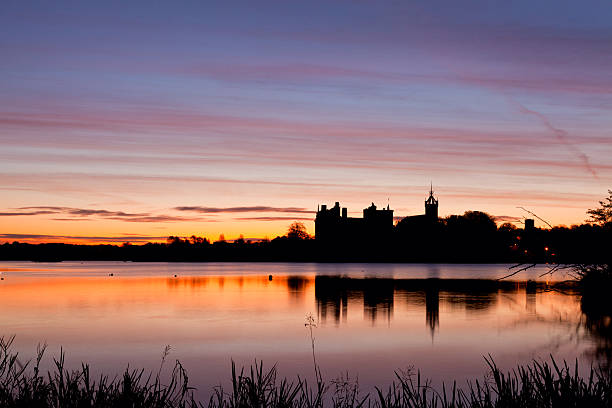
xmin=1 ymin=337 xmax=611 ymax=408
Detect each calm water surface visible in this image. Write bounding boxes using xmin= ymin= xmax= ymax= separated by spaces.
xmin=0 ymin=262 xmax=606 ymax=398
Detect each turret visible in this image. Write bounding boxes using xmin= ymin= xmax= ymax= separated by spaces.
xmin=425 ymin=184 xmax=438 ymax=220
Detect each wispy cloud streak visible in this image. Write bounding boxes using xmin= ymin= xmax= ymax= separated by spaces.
xmin=235 ymin=216 xmax=314 ymax=221
xmin=493 ymin=215 xmax=523 ymax=224
xmin=513 ymin=101 xmax=599 ymax=179
xmin=175 ymin=206 xmax=315 ymax=214
xmin=2 ymin=207 xmax=202 ymax=223
xmin=0 ymin=210 xmax=58 ymax=216
xmin=19 ymin=206 xmax=149 ymax=217
xmin=0 ymin=233 xmax=168 ymax=243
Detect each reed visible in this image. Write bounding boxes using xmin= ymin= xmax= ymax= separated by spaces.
xmin=1 ymin=336 xmax=611 ymax=407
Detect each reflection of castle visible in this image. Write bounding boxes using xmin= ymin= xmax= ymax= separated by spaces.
xmin=315 ymin=276 xmax=393 ymax=325
xmin=315 ymin=201 xmax=394 ymax=241
xmin=314 ymin=277 xmax=517 ymax=338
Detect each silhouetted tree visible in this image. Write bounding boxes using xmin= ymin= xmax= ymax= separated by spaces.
xmin=498 ymin=222 xmax=517 ymax=232
xmin=497 ymin=222 xmax=519 ymax=254
xmin=440 ymin=211 xmax=499 ymax=261
xmin=587 ymin=190 xmax=612 ymax=226
xmin=462 ymin=211 xmax=498 ymax=232
xmin=189 ymin=235 xmax=210 ymax=245
xmin=167 ymin=236 xmax=184 ymax=245
xmin=287 ymin=222 xmax=310 ymax=240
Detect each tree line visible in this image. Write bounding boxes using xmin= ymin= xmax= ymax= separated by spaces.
xmin=1 ymin=191 xmax=610 ymax=263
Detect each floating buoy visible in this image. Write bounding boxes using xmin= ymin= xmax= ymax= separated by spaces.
xmin=109 ymin=273 xmax=114 ymax=276
xmin=174 ymin=274 xmax=177 ymax=277
xmin=268 ymin=274 xmax=273 ymax=281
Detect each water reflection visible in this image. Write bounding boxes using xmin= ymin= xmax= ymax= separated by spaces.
xmin=312 ymin=276 xmax=610 ymax=367
xmin=161 ymin=274 xmax=610 ymax=366
xmin=526 ymin=281 xmax=537 ymax=315
xmin=425 ymin=285 xmax=439 ymax=337
xmin=0 ymin=263 xmax=609 ymax=396
xmin=314 ymin=277 xmax=545 ymax=334
xmin=581 ymin=293 xmax=612 ymax=368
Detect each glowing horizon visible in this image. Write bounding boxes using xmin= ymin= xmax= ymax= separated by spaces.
xmin=0 ymin=193 xmax=600 ymax=245
xmin=2 ymin=1 xmax=611 ymax=244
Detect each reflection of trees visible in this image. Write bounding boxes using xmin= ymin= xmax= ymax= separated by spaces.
xmin=166 ymin=276 xmax=209 ymax=288
xmin=165 ymin=275 xmax=309 ymax=292
xmin=581 ymin=293 xmax=612 ymax=368
xmin=487 ymin=285 xmax=583 ymax=354
xmin=286 ymin=276 xmax=308 ymax=300
xmin=576 ymin=262 xmax=612 ymax=367
xmin=490 ymin=283 xmax=611 ymax=369
xmin=526 ymin=282 xmax=537 ymax=314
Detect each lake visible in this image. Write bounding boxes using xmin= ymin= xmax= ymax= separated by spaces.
xmin=0 ymin=262 xmax=606 ymax=400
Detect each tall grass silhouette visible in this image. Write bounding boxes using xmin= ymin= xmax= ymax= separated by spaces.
xmin=1 ymin=335 xmax=611 ymax=407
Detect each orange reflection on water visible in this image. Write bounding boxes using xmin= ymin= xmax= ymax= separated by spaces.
xmin=0 ymin=266 xmax=606 ymax=399
xmin=1 ymin=275 xmax=314 ymax=346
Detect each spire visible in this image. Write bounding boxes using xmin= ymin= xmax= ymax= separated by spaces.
xmin=425 ymin=182 xmax=438 ymax=210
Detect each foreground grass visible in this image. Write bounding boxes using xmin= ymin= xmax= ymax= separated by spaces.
xmin=1 ymin=338 xmax=611 ymax=408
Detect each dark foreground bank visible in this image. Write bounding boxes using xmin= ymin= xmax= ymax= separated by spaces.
xmin=1 ymin=337 xmax=611 ymax=408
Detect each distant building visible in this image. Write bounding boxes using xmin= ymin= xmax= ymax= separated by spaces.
xmin=425 ymin=185 xmax=438 ymax=219
xmin=315 ymin=201 xmax=394 ymax=242
xmin=397 ymin=186 xmax=440 ymax=226
xmin=524 ymin=218 xmax=535 ymax=230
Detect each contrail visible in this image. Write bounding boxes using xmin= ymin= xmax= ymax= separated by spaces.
xmin=512 ymin=100 xmax=598 ymax=179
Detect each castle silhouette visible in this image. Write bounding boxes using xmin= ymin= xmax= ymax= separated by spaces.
xmin=315 ymin=186 xmax=439 ymax=241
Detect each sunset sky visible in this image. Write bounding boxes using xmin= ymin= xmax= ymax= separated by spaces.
xmin=2 ymin=0 xmax=612 ymax=243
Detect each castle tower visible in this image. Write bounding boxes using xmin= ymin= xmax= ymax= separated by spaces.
xmin=425 ymin=184 xmax=438 ymax=219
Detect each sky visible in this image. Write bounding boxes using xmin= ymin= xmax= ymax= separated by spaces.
xmin=1 ymin=0 xmax=612 ymax=243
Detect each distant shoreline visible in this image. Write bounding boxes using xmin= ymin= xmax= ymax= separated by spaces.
xmin=2 ymin=220 xmax=611 ymax=264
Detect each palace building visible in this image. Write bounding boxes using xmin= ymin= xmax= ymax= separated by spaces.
xmin=315 ymin=187 xmax=439 ymax=243
xmin=315 ymin=201 xmax=394 ymax=242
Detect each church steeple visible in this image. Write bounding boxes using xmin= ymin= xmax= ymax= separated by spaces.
xmin=425 ymin=184 xmax=438 ymax=219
